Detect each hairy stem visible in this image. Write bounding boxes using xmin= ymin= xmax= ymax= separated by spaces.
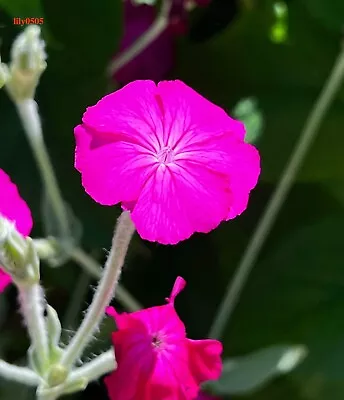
xmin=60 ymin=212 xmax=135 ymax=370
xmin=209 ymin=44 xmax=344 ymax=339
xmin=15 ymin=99 xmax=70 ymax=241
xmin=18 ymin=283 xmax=49 ymax=371
xmin=70 ymin=350 xmax=116 ymax=383
xmin=0 ymin=360 xmax=41 ymax=386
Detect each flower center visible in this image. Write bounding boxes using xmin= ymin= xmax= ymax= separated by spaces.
xmin=151 ymin=333 xmax=163 ymax=349
xmin=157 ymin=146 xmax=175 ymax=164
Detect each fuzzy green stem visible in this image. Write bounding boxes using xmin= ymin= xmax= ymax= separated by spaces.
xmin=209 ymin=44 xmax=344 ymax=340
xmin=15 ymin=99 xmax=71 ymax=242
xmin=33 ymin=239 xmax=142 ymax=312
xmin=70 ymin=350 xmax=116 ymax=383
xmin=18 ymin=283 xmax=49 ymax=371
xmin=0 ymin=360 xmax=41 ymax=386
xmin=60 ymin=212 xmax=135 ymax=370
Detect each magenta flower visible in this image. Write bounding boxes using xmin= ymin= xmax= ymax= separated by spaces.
xmin=0 ymin=169 xmax=33 ymax=292
xmin=0 ymin=270 xmax=11 ymax=293
xmin=74 ymin=80 xmax=260 ymax=245
xmin=104 ymin=277 xmax=223 ymax=400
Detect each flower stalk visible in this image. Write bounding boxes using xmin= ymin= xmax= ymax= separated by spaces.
xmin=15 ymin=99 xmax=71 ymax=243
xmin=60 ymin=211 xmax=135 ymax=370
xmin=36 ymin=352 xmax=115 ymax=400
xmin=0 ymin=360 xmax=41 ymax=386
xmin=33 ymin=239 xmax=142 ymax=312
xmin=18 ymin=283 xmax=49 ymax=373
xmin=70 ymin=350 xmax=116 ymax=383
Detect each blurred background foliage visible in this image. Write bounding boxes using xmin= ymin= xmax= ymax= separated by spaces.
xmin=1 ymin=0 xmax=344 ymax=399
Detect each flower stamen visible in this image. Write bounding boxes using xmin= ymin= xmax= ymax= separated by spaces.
xmin=157 ymin=146 xmax=175 ymax=164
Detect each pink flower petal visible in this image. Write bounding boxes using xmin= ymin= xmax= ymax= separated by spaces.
xmin=131 ymin=161 xmax=232 ymax=244
xmin=225 ymin=141 xmax=260 ymax=219
xmin=0 ymin=269 xmax=11 ymax=292
xmin=75 ymin=129 xmax=157 ymax=206
xmin=0 ymin=169 xmax=33 ymax=293
xmin=157 ymin=80 xmax=246 ymax=145
xmin=104 ymin=277 xmax=223 ymax=400
xmin=187 ymin=339 xmax=223 ymax=382
xmin=105 ymin=322 xmax=155 ymax=400
xmin=147 ymin=341 xmax=199 ymax=400
xmin=74 ymin=125 xmax=92 ymax=172
xmin=0 ymin=169 xmax=33 ymax=236
xmin=82 ymin=80 xmax=163 ymax=152
xmin=166 ymin=276 xmax=186 ymax=304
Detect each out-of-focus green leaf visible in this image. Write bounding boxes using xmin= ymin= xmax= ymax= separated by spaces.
xmin=42 ymin=0 xmax=122 ymax=69
xmin=224 ymin=215 xmax=344 ymax=399
xmin=302 ymin=0 xmax=344 ymax=33
xmin=0 ymin=382 xmax=34 ymax=400
xmin=175 ymin=1 xmax=344 ymax=183
xmin=208 ymin=345 xmax=307 ymax=395
xmin=232 ymin=97 xmax=264 ymax=144
xmin=0 ymin=0 xmax=43 ymax=18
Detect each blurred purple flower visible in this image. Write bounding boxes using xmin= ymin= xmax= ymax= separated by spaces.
xmin=113 ymin=1 xmax=174 ymax=84
xmin=113 ymin=0 xmax=211 ymax=84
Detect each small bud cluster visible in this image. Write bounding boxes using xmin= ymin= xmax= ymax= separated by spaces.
xmin=3 ymin=25 xmax=47 ymax=101
xmin=0 ymin=216 xmax=40 ymax=285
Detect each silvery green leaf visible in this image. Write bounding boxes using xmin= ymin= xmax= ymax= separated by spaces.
xmin=37 ymin=377 xmax=87 ymax=398
xmin=232 ymin=97 xmax=264 ymax=145
xmin=207 ymin=344 xmax=307 ymax=395
xmin=28 ymin=346 xmax=43 ymax=376
xmin=46 ymin=305 xmax=62 ymax=348
xmin=62 ymin=378 xmax=88 ymax=395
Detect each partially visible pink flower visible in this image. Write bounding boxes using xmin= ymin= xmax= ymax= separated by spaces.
xmin=104 ymin=277 xmax=223 ymax=400
xmin=0 ymin=270 xmax=11 ymax=293
xmin=75 ymin=80 xmax=260 ymax=245
xmin=0 ymin=169 xmax=33 ymax=292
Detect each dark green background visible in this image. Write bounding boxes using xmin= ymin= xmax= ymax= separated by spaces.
xmin=1 ymin=0 xmax=344 ymax=399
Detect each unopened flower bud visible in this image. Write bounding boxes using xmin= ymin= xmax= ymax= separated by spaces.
xmin=0 ymin=216 xmax=40 ymax=284
xmin=6 ymin=25 xmax=47 ymax=101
